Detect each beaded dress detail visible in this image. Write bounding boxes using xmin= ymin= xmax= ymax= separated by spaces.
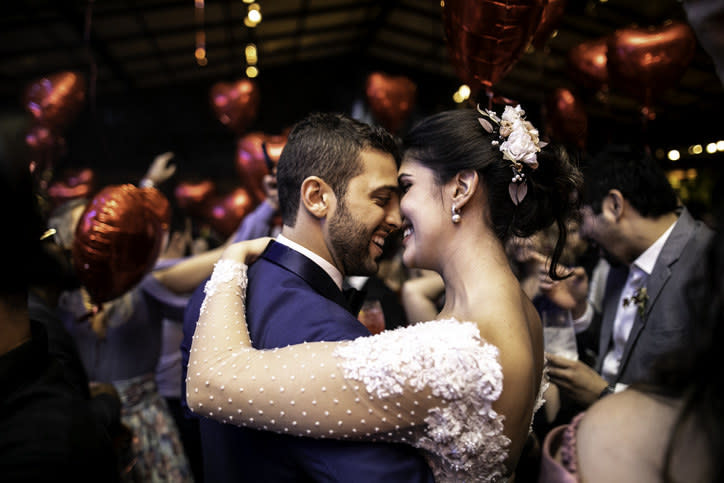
xmin=188 ymin=260 xmax=544 ymax=482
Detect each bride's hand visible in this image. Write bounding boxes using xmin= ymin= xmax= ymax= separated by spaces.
xmin=221 ymin=237 xmax=274 ymax=265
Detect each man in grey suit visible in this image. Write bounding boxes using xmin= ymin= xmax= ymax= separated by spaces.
xmin=546 ymin=145 xmax=714 ymax=408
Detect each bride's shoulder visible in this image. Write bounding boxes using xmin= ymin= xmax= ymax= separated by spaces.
xmin=343 ymin=318 xmax=500 ymax=357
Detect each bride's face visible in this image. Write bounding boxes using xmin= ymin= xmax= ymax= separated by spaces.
xmin=398 ymin=158 xmax=447 ymax=270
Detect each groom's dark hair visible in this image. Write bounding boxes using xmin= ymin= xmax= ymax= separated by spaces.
xmin=276 ymin=112 xmax=400 ymax=227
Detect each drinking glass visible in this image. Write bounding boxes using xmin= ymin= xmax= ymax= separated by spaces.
xmin=358 ymin=299 xmax=385 ymax=335
xmin=542 ymin=307 xmax=578 ymax=360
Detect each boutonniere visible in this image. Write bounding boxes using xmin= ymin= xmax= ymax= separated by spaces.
xmin=623 ymin=287 xmax=649 ymax=318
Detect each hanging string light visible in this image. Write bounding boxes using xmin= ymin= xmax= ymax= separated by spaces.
xmin=195 ymin=0 xmax=207 ymax=66
xmin=244 ymin=3 xmax=262 ymax=78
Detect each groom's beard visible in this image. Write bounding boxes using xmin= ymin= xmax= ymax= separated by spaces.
xmin=328 ymin=198 xmax=377 ymax=277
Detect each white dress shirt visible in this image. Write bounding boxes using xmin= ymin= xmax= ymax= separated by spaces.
xmin=275 ymin=234 xmax=344 ymax=290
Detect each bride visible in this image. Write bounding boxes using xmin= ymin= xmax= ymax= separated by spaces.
xmin=187 ymin=105 xmax=582 ymax=481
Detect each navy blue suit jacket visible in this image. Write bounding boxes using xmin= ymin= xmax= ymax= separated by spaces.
xmin=181 ymin=240 xmax=433 ymax=482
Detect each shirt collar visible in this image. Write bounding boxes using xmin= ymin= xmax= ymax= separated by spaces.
xmin=275 ymin=234 xmax=344 ymax=290
xmin=633 ymin=218 xmax=677 ymax=275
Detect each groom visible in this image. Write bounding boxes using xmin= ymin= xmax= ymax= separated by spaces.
xmin=181 ymin=112 xmax=433 ymax=482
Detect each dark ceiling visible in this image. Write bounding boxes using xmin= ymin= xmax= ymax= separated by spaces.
xmin=2 ymin=0 xmax=723 ymax=169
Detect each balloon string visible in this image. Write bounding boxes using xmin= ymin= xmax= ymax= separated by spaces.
xmin=84 ymin=0 xmax=97 ymax=113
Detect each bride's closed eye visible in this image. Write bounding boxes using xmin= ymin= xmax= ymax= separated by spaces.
xmin=399 ymin=181 xmax=411 ymax=194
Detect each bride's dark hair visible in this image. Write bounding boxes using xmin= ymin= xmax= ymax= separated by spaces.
xmin=403 ymin=107 xmax=583 ymax=279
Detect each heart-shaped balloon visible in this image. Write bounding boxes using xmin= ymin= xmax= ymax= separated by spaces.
xmin=607 ymin=20 xmax=696 ymax=118
xmin=567 ymin=36 xmax=609 ymax=93
xmin=365 ymin=72 xmax=417 ymax=134
xmin=139 ymin=186 xmax=172 ymax=232
xmin=531 ymin=0 xmax=567 ymax=50
xmin=236 ymin=131 xmax=289 ymax=202
xmin=444 ymin=0 xmax=545 ymax=94
xmin=72 ymin=184 xmax=166 ymax=305
xmin=544 ymin=87 xmax=588 ymax=150
xmin=203 ymin=187 xmax=257 ymax=238
xmin=174 ymin=180 xmax=216 ymax=217
xmin=47 ymin=168 xmax=95 ymax=208
xmin=210 ymin=79 xmax=260 ymax=135
xmin=25 ymin=124 xmax=66 ymax=177
xmin=24 ymin=71 xmax=86 ymax=130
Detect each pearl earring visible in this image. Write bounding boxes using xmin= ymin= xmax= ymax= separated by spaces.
xmin=451 ymin=205 xmax=461 ymax=224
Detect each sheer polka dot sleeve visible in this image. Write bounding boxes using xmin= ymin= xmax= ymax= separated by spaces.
xmin=188 ymin=259 xmax=510 ymax=479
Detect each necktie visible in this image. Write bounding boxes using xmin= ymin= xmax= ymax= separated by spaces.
xmin=343 ymin=287 xmax=367 ymax=316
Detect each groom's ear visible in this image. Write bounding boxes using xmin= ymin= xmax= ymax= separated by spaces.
xmin=450 ymin=169 xmax=478 ymax=210
xmin=300 ymin=176 xmax=334 ymax=219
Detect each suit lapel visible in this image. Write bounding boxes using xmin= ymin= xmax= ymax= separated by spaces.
xmin=261 ymin=240 xmax=350 ymax=311
xmin=616 ymin=209 xmax=694 ymax=381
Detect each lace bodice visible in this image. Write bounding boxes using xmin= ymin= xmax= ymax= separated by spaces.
xmin=187 ymin=260 xmax=544 ymax=482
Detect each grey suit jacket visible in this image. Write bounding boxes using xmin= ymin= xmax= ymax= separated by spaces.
xmin=595 ymin=208 xmax=714 ymax=385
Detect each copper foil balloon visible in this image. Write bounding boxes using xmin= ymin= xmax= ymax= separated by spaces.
xmin=24 ymin=71 xmax=87 ymax=130
xmin=139 ymin=187 xmax=172 ymax=232
xmin=236 ymin=131 xmax=289 ymax=202
xmin=444 ymin=0 xmax=545 ymax=95
xmin=365 ymin=72 xmax=418 ymax=134
xmin=204 ymin=187 xmax=256 ymax=238
xmin=210 ymin=79 xmax=260 ymax=135
xmin=567 ymin=36 xmax=609 ymax=93
xmin=47 ymin=168 xmax=95 ymax=208
xmin=544 ymin=87 xmax=588 ymax=150
xmin=25 ymin=124 xmax=66 ymax=176
xmin=531 ymin=0 xmax=567 ymax=50
xmin=72 ymin=184 xmax=165 ymax=305
xmin=174 ymin=180 xmax=216 ymax=217
xmin=607 ymin=21 xmax=696 ymax=119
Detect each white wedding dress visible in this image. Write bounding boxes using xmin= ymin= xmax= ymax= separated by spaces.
xmin=187 ymin=260 xmax=546 ymax=482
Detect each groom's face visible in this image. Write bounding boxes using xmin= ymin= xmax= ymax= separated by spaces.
xmin=327 ymin=148 xmax=401 ymax=276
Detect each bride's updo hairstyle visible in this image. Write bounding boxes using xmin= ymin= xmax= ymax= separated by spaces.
xmin=403 ymin=106 xmax=582 ymax=279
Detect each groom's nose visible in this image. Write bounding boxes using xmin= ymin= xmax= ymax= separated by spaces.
xmin=385 ymin=201 xmax=402 ymax=230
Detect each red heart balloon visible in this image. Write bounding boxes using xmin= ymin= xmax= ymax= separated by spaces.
xmin=24 ymin=71 xmax=86 ymax=130
xmin=174 ymin=180 xmax=216 ymax=217
xmin=139 ymin=187 xmax=172 ymax=232
xmin=567 ymin=36 xmax=609 ymax=93
xmin=236 ymin=131 xmax=289 ymax=202
xmin=25 ymin=124 xmax=66 ymax=176
xmin=72 ymin=184 xmax=165 ymax=305
xmin=531 ymin=0 xmax=567 ymax=50
xmin=444 ymin=0 xmax=545 ymax=94
xmin=607 ymin=21 xmax=697 ymax=118
xmin=47 ymin=168 xmax=95 ymax=208
xmin=544 ymin=87 xmax=588 ymax=150
xmin=204 ymin=187 xmax=257 ymax=238
xmin=210 ymin=79 xmax=260 ymax=135
xmin=365 ymin=72 xmax=417 ymax=134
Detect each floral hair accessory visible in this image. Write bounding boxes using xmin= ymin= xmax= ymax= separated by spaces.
xmin=476 ymin=104 xmax=546 ymax=205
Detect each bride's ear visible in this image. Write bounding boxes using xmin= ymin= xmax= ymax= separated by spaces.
xmin=450 ymin=169 xmax=478 ymax=210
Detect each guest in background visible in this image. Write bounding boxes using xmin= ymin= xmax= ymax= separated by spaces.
xmin=546 ymin=145 xmax=714 ymax=415
xmin=539 ymin=201 xmax=724 ymax=483
xmin=0 ymin=137 xmax=119 ymax=482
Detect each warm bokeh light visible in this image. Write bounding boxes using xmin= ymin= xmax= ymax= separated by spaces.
xmin=195 ymin=47 xmax=206 ymax=60
xmin=668 ymin=149 xmax=680 ymax=161
xmin=197 ymin=57 xmax=208 ymax=66
xmin=458 ymin=84 xmax=471 ymax=100
xmin=718 ymin=140 xmax=724 ymax=151
xmin=452 ymin=91 xmax=464 ymax=103
xmin=691 ymin=144 xmax=703 ymax=155
xmin=246 ymin=66 xmax=259 ymax=78
xmin=706 ymin=142 xmax=717 ymax=154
